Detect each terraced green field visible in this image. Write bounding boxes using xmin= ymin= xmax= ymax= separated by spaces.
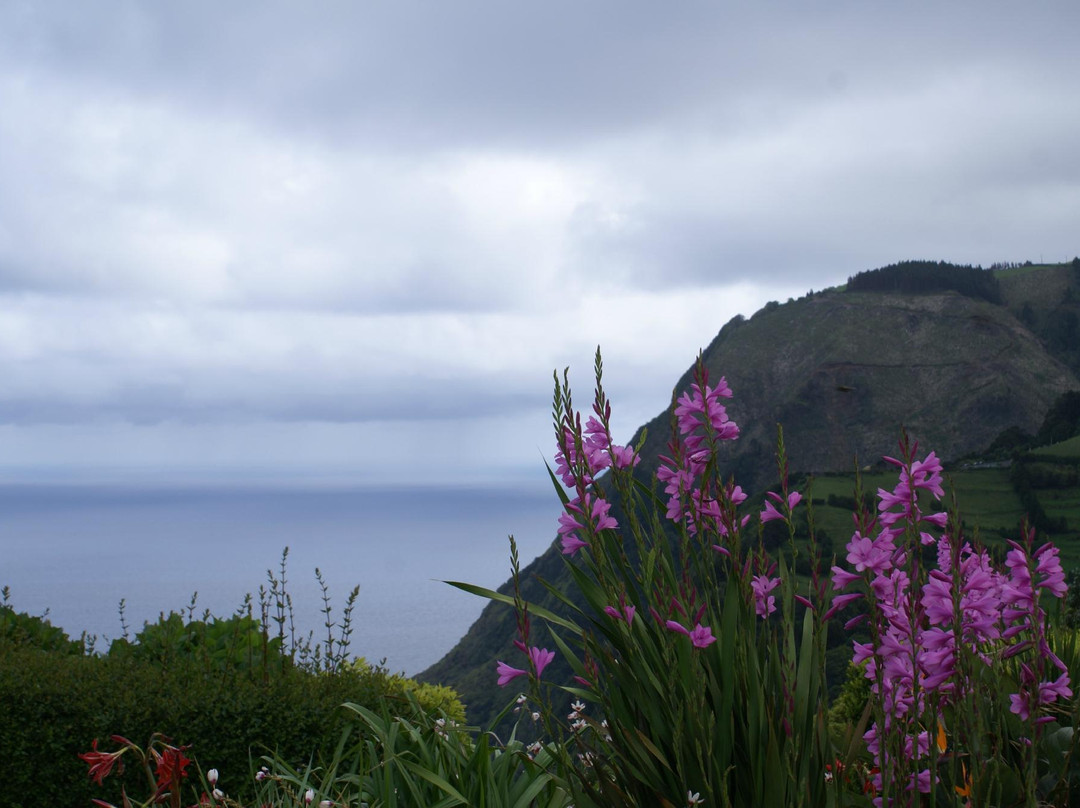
xmin=800 ymin=465 xmax=1080 ymax=567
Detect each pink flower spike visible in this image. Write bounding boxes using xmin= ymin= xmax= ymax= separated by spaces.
xmin=711 ymin=544 xmax=731 ymax=558
xmin=496 ymin=661 xmax=528 ymax=687
xmin=750 ymin=575 xmax=780 ymax=618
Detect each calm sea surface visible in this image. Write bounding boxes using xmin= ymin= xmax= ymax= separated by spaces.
xmin=0 ymin=483 xmax=561 ymax=675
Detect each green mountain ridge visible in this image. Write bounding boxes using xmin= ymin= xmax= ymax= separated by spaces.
xmin=420 ymin=260 xmax=1080 ymax=727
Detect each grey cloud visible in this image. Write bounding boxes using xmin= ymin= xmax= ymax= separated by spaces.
xmin=4 ymin=3 xmax=1077 ymax=151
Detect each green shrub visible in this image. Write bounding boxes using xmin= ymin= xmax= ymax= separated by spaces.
xmin=0 ymin=637 xmax=457 ymax=807
xmin=0 ymin=592 xmax=85 ymax=655
xmin=346 ymin=657 xmax=466 ymax=723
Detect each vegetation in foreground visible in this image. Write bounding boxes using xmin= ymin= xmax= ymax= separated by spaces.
xmin=4 ymin=345 xmax=1080 ymax=806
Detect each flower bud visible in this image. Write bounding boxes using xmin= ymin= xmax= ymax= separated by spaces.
xmin=304 ymin=788 xmax=315 ymax=804
xmin=207 ymin=768 xmax=219 ymax=787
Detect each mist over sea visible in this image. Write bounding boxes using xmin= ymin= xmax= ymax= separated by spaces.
xmin=0 ymin=482 xmax=561 ymax=676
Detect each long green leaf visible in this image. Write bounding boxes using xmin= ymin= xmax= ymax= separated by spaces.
xmin=443 ymin=581 xmax=580 ymax=632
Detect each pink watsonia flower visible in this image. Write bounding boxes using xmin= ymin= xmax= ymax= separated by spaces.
xmin=665 ymin=620 xmax=717 ymax=649
xmin=529 ymin=646 xmax=556 ymax=677
xmin=496 ymin=661 xmax=528 ymax=687
xmin=760 ymin=490 xmax=803 ymax=523
xmin=688 ymin=623 xmax=717 ymax=648
xmin=610 ymin=444 xmax=640 ymax=469
xmin=922 ymin=511 xmax=949 ymax=528
xmin=557 ymin=493 xmax=618 ymax=555
xmin=750 ymin=575 xmax=781 ymax=618
xmin=910 ymin=451 xmax=944 ymax=498
xmin=822 ymin=592 xmax=862 ymax=622
xmin=604 ymin=604 xmax=636 ymax=624
xmin=1039 ymin=672 xmax=1073 ymax=706
xmin=831 ymin=565 xmax=862 ymax=590
xmin=674 ymin=379 xmax=739 ymax=442
xmin=760 ymin=499 xmax=785 ymax=523
xmin=1034 ymin=543 xmax=1067 ymax=597
xmin=560 ymin=533 xmax=587 ymax=555
xmin=554 ymin=426 xmax=591 ymax=487
xmin=496 ymin=646 xmax=556 ymax=686
xmin=845 ymin=532 xmax=894 ymax=574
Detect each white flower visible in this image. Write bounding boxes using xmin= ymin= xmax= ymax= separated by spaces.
xmin=571 ymin=718 xmax=587 ymax=732
xmin=531 ymin=711 xmax=540 ymax=721
xmin=212 ymin=789 xmax=225 ymax=800
xmin=304 ymin=788 xmax=315 ymax=805
xmin=319 ymin=801 xmax=333 ymax=808
xmin=688 ymin=791 xmax=705 ymax=806
xmin=207 ymin=768 xmax=219 ymax=787
xmin=571 ymin=700 xmax=586 ymax=713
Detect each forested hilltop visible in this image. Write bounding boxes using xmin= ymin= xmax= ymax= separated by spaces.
xmin=421 ymin=259 xmax=1080 ymax=728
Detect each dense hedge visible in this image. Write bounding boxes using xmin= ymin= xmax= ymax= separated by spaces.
xmin=0 ymin=608 xmax=464 ymax=808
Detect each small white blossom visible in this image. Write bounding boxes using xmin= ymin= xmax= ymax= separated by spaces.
xmin=212 ymin=789 xmax=224 ymax=800
xmin=571 ymin=718 xmax=587 ymax=732
xmin=304 ymin=788 xmax=315 ymax=805
xmin=207 ymin=768 xmax=219 ymax=787
xmin=688 ymin=791 xmax=705 ymax=806
xmin=531 ymin=711 xmax=540 ymax=721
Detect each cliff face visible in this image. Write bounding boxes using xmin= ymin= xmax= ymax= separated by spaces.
xmin=633 ymin=287 xmax=1078 ymax=493
xmin=421 ymin=263 xmax=1080 ymax=725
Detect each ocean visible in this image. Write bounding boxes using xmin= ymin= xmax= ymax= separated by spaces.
xmin=0 ymin=482 xmax=562 ymax=676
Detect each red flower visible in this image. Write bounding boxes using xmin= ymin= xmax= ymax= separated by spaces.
xmin=152 ymin=743 xmax=192 ymax=800
xmin=79 ymin=739 xmax=125 ymax=785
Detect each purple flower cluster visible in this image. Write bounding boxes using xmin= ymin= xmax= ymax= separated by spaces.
xmin=553 ymin=400 xmax=636 ymax=557
xmin=657 ymin=372 xmax=747 ymax=541
xmin=832 ymin=444 xmax=1071 ymax=801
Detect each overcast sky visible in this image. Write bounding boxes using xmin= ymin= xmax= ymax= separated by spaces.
xmin=1 ymin=1 xmax=1078 ymax=487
